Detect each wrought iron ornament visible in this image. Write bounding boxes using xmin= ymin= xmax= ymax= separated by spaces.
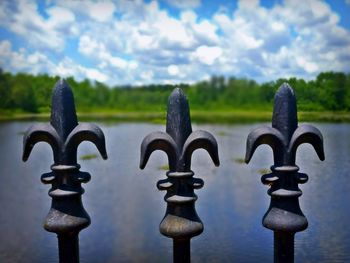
xmin=140 ymin=88 xmax=220 ymax=263
xmin=22 ymin=79 xmax=107 ymax=263
xmin=245 ymin=83 xmax=324 ymax=263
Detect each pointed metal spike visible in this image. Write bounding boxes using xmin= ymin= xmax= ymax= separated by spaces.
xmin=272 ymin=83 xmax=298 ymax=142
xmin=50 ymin=79 xmax=78 ymax=141
xmin=166 ymin=88 xmax=192 ymax=151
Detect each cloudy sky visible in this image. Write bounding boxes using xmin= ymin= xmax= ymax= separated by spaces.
xmin=0 ymin=0 xmax=350 ymax=86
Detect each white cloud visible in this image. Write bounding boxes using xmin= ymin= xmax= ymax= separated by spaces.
xmin=209 ymin=0 xmax=350 ymax=81
xmin=46 ymin=6 xmax=75 ymax=26
xmin=192 ymin=19 xmax=219 ymax=44
xmin=168 ymin=65 xmax=179 ymax=76
xmin=140 ymin=70 xmax=154 ymax=80
xmin=87 ymin=2 xmax=116 ymax=22
xmin=0 ymin=40 xmax=109 ymax=83
xmin=271 ymin=21 xmax=286 ymax=31
xmin=194 ymin=45 xmax=222 ymax=65
xmin=0 ymin=0 xmax=349 ymax=85
xmin=166 ymin=0 xmax=201 ymax=9
xmin=180 ymin=10 xmax=197 ymax=23
xmin=238 ymin=0 xmax=260 ymax=10
xmin=0 ymin=40 xmax=54 ymax=74
xmin=0 ymin=1 xmax=75 ymax=51
xmin=83 ymin=67 xmax=109 ymax=82
xmin=54 ymin=0 xmax=116 ymax=22
xmin=296 ymin=57 xmax=319 ymax=73
xmin=78 ymin=35 xmax=101 ymax=56
xmin=154 ymin=11 xmax=195 ymax=48
xmin=54 ymin=57 xmax=109 ymax=82
xmin=78 ymin=35 xmax=134 ymax=71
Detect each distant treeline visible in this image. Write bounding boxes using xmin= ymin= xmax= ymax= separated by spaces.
xmin=0 ymin=70 xmax=349 ymax=113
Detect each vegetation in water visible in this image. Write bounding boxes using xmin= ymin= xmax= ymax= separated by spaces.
xmin=233 ymin=158 xmax=246 ymax=164
xmin=80 ymin=153 xmax=99 ymax=160
xmin=258 ymin=168 xmax=272 ymax=175
xmin=217 ymin=131 xmax=230 ymax=136
xmin=158 ymin=164 xmax=169 ymax=171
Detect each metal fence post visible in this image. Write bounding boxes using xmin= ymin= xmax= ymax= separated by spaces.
xmin=245 ymin=83 xmax=325 ymax=262
xmin=140 ymin=88 xmax=220 ymax=263
xmin=22 ymin=79 xmax=108 ymax=263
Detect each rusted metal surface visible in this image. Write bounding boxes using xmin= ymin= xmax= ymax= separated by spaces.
xmin=245 ymin=83 xmax=325 ymax=263
xmin=140 ymin=88 xmax=220 ymax=263
xmin=22 ymin=79 xmax=107 ymax=263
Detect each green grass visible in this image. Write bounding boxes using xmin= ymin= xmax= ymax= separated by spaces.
xmin=298 ymin=111 xmax=350 ymax=122
xmin=1 ymin=110 xmax=349 ymax=123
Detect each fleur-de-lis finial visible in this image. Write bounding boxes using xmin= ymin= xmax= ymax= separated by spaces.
xmin=140 ymin=88 xmax=219 ymax=263
xmin=245 ymin=83 xmax=324 ymax=262
xmin=246 ymin=83 xmax=324 ymax=167
xmin=22 ymin=79 xmax=107 ymax=263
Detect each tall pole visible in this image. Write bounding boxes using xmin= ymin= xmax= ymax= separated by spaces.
xmin=274 ymin=232 xmax=294 ymax=263
xmin=140 ymin=88 xmax=220 ymax=262
xmin=245 ymin=83 xmax=325 ymax=262
xmin=173 ymin=239 xmax=191 ymax=263
xmin=58 ymin=234 xmax=79 ymax=263
xmin=22 ymin=79 xmax=108 ymax=262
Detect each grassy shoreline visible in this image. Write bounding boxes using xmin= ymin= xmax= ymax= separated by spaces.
xmin=0 ymin=110 xmax=349 ymax=123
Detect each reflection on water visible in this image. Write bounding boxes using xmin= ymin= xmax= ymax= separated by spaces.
xmin=0 ymin=122 xmax=349 ymax=262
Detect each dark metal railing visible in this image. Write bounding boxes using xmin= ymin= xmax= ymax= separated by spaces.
xmin=245 ymin=83 xmax=325 ymax=263
xmin=20 ymin=80 xmax=326 ymax=263
xmin=140 ymin=88 xmax=220 ymax=263
xmin=22 ymin=79 xmax=107 ymax=263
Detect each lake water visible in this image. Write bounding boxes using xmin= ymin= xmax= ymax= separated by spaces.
xmin=0 ymin=121 xmax=349 ymax=263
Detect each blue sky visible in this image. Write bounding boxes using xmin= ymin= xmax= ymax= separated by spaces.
xmin=0 ymin=0 xmax=350 ymax=86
